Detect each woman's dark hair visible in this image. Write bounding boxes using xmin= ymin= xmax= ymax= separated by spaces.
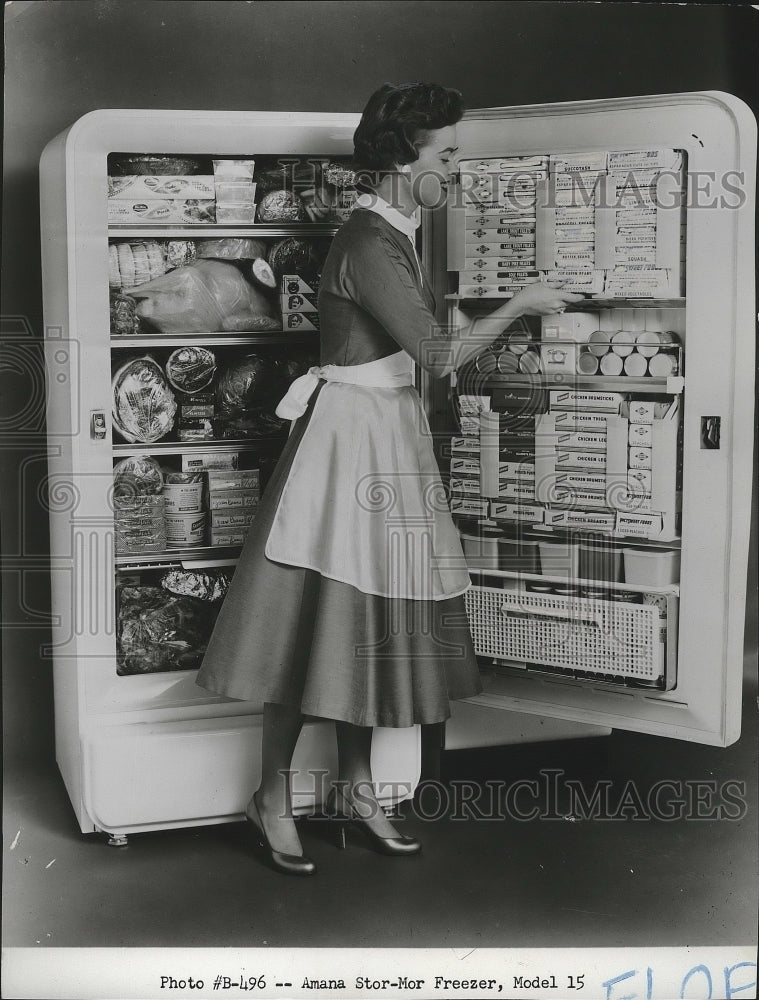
xmin=353 ymin=82 xmax=464 ymax=181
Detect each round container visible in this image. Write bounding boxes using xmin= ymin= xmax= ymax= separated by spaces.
xmin=497 ymin=350 xmax=520 ymax=374
xmin=459 ymin=525 xmax=502 ymax=569
xmin=475 ymin=349 xmax=499 ymax=373
xmin=577 ymin=352 xmax=599 ymax=375
xmin=623 ymin=352 xmax=649 ymax=377
xmin=165 ymin=510 xmax=207 ymax=547
xmin=527 ymin=581 xmax=554 ymax=594
xmin=578 ymin=541 xmax=623 ymax=584
xmin=580 ymin=587 xmax=607 ymax=600
xmin=600 ymin=352 xmax=624 ymax=376
xmin=634 ymin=330 xmax=661 ymax=358
xmin=611 ymin=331 xmax=635 ymax=357
xmin=499 ymin=537 xmax=540 ymax=574
xmin=622 ymin=547 xmax=681 ymax=586
xmin=648 ymin=352 xmax=677 ymax=377
xmin=658 ymin=330 xmax=679 ymax=346
xmin=552 ymin=585 xmax=579 ymax=598
xmin=537 ymin=539 xmax=580 ymax=578
xmin=507 ymin=332 xmax=531 ymax=356
xmin=518 ymin=350 xmax=541 ymax=374
xmin=587 ymin=329 xmax=612 ymax=358
xmin=162 ymin=479 xmax=204 ymax=513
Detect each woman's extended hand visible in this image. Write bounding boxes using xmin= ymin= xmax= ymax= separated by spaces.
xmin=509 ymin=282 xmax=586 ymax=316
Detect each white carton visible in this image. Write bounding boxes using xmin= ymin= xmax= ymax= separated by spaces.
xmin=555 ymin=471 xmax=608 ymax=491
xmin=628 ymin=447 xmax=652 ymax=470
xmin=614 ymin=512 xmax=664 ymax=538
xmin=450 ymin=497 xmax=489 ymax=518
xmin=210 ymin=509 xmax=257 ymax=528
xmin=450 ymin=477 xmax=482 ymax=496
xmin=554 ymin=430 xmax=608 ymax=452
xmin=460 ymin=414 xmax=481 ymax=436
xmin=495 ymin=480 xmax=536 ymax=501
xmin=552 ymin=487 xmax=611 ymax=509
xmin=607 ymin=148 xmax=683 ymax=173
xmin=107 ymin=200 xmax=216 ymax=224
xmin=206 ymin=469 xmax=260 ymax=491
xmin=628 ymin=469 xmax=653 ymax=493
xmin=182 ymin=452 xmax=239 ymax=472
xmin=628 ymin=423 xmax=654 ymax=447
xmin=541 ymin=312 xmax=599 ymax=343
xmin=555 ymin=451 xmax=607 ymax=469
xmin=450 ymin=457 xmax=481 ymax=477
xmin=498 ymin=461 xmax=535 ymax=481
xmin=544 ymin=509 xmax=616 ymax=532
xmin=108 ymin=175 xmax=216 ymax=199
xmin=627 ymin=400 xmax=656 ymax=424
xmin=490 ymin=501 xmax=545 ymax=525
xmin=451 ymin=436 xmax=480 ymax=454
xmin=549 ymin=390 xmax=624 ymax=413
xmin=550 ymin=410 xmax=610 ymax=430
xmin=540 ymin=343 xmax=577 ymax=375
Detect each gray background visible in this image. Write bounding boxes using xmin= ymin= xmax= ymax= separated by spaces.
xmin=2 ymin=0 xmax=757 ymax=765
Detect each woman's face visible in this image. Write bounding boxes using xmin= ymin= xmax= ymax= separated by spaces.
xmin=407 ymin=124 xmax=458 ymax=209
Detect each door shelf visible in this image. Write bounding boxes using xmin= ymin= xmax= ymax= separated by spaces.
xmin=112 ymin=437 xmax=285 ymax=456
xmin=453 ymin=371 xmax=684 ymax=395
xmin=115 ymin=545 xmax=241 ymax=568
xmin=451 ymin=515 xmax=681 ymax=550
xmin=447 ymin=295 xmax=686 ymax=311
xmin=466 ymin=565 xmax=679 ymax=596
xmin=108 ymin=224 xmax=340 ymax=238
xmin=111 ymin=333 xmax=316 ymax=348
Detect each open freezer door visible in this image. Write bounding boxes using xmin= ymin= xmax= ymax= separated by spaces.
xmin=427 ymin=92 xmax=755 ymax=747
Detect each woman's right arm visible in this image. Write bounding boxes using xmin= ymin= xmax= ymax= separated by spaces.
xmin=344 ymin=232 xmax=584 ymax=379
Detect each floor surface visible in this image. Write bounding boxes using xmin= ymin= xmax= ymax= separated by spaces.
xmin=3 ymin=679 xmax=757 ymax=951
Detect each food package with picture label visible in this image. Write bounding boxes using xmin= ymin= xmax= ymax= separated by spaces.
xmin=111 ymin=355 xmax=177 ymax=443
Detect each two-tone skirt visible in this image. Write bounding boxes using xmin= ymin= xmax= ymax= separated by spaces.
xmin=195 ymin=370 xmax=482 ymax=727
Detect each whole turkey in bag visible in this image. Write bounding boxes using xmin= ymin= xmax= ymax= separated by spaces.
xmin=127 ymin=258 xmax=279 ymax=334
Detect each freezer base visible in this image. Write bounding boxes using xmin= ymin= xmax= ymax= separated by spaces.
xmin=76 ymin=715 xmax=421 ymax=838
xmin=445 ymin=699 xmax=611 ymax=750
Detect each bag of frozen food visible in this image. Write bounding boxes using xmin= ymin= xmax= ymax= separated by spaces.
xmin=127 ymin=259 xmax=278 ymax=334
xmin=257 ymin=190 xmax=307 ymax=222
xmin=159 ymin=568 xmax=230 ymax=602
xmin=112 ymin=355 xmax=177 ymax=443
xmin=109 ymin=292 xmax=141 ymax=337
xmin=112 ymin=455 xmax=164 ymax=497
xmin=116 ymin=584 xmax=217 ymax=675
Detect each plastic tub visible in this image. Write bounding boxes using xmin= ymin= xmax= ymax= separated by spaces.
xmin=537 ymin=539 xmax=580 ymax=578
xmin=622 ymin=547 xmax=680 ymax=586
xmin=498 ymin=537 xmax=539 ymax=574
xmin=578 ymin=541 xmax=623 ymax=583
xmin=459 ymin=525 xmax=501 ymax=569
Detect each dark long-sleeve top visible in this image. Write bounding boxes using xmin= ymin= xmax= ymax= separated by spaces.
xmin=317 ymin=208 xmax=453 ymax=377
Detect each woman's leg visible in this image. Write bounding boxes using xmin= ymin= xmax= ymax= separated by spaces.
xmin=334 ymin=721 xmax=405 ymax=838
xmin=249 ymin=701 xmax=306 ymax=856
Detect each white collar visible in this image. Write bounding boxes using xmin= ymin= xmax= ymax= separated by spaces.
xmin=354 ymin=191 xmax=420 ymax=242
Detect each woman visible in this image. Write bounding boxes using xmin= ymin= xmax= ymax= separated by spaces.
xmin=195 ymin=82 xmax=581 ymax=875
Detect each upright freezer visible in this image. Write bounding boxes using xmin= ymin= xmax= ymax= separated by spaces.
xmin=40 ymin=93 xmax=755 ymax=845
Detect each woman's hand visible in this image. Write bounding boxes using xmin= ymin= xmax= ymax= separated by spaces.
xmin=509 ymin=282 xmax=586 ymax=316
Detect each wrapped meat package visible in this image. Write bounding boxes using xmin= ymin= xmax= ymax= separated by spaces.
xmin=127 ymin=259 xmax=278 ymax=334
xmin=116 ymin=572 xmax=229 ymax=675
xmin=112 ymin=356 xmax=177 ymax=443
xmin=165 ymin=347 xmax=216 ymax=393
xmin=113 ymin=455 xmax=164 ymax=498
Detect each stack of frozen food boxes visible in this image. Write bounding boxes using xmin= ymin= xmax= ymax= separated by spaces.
xmin=451 ymin=148 xmax=685 ymax=299
xmin=455 ymin=156 xmax=547 ymax=299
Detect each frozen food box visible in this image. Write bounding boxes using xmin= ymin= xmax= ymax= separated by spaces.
xmin=280 ymin=275 xmax=318 ymax=296
xmin=210 ymin=528 xmax=251 ymax=547
xmin=208 ymin=488 xmax=261 ymax=511
xmin=607 ymin=149 xmax=683 ymax=173
xmin=450 ymin=457 xmax=481 ymax=477
xmin=544 ymin=508 xmax=616 ymax=532
xmin=212 ymin=158 xmax=256 ymax=179
xmin=210 ymin=508 xmax=257 ymax=528
xmin=493 ymin=480 xmax=535 ymax=501
xmin=215 ymin=203 xmax=257 ymax=224
xmin=182 ymin=452 xmax=239 ymax=472
xmin=490 ymin=501 xmax=545 ymax=525
xmin=108 ymin=176 xmax=216 ymax=199
xmin=449 ymin=477 xmax=482 ymax=496
xmin=549 ymin=390 xmax=624 ymax=412
xmin=450 ymin=496 xmax=489 ymax=518
xmin=450 ymin=435 xmax=480 ymax=454
xmin=107 ymin=200 xmax=216 ymax=224
xmin=458 ymin=394 xmax=491 ymax=415
xmin=280 ymin=292 xmax=318 ymax=314
xmin=282 ymin=312 xmax=318 ymax=332
xmin=214 ymin=181 xmax=257 ymax=202
xmin=206 ymin=468 xmax=260 ymax=491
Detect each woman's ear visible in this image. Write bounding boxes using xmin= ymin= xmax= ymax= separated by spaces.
xmin=397 ymin=163 xmax=412 ymax=176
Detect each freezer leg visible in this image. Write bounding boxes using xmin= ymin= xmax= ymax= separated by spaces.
xmin=105 ymin=832 xmax=129 ymax=848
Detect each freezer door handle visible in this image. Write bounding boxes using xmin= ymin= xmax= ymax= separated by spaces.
xmin=700 ymin=415 xmax=721 ymax=449
xmin=501 ymin=604 xmax=603 ymax=629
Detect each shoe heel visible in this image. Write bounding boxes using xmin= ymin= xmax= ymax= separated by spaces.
xmin=335 ymin=821 xmax=347 ymax=851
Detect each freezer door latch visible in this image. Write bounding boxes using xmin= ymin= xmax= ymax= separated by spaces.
xmin=700 ymin=416 xmax=721 ymax=449
xmin=90 ymin=410 xmax=107 ymax=440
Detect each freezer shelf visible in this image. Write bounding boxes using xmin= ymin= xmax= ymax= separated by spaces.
xmin=109 ymin=224 xmax=340 ymax=238
xmin=111 ymin=333 xmax=317 ymax=347
xmin=453 ymin=372 xmax=685 ymax=395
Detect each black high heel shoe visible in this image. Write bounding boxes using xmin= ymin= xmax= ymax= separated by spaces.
xmin=325 ymin=786 xmax=421 ymax=856
xmin=245 ymin=792 xmax=316 ymax=876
